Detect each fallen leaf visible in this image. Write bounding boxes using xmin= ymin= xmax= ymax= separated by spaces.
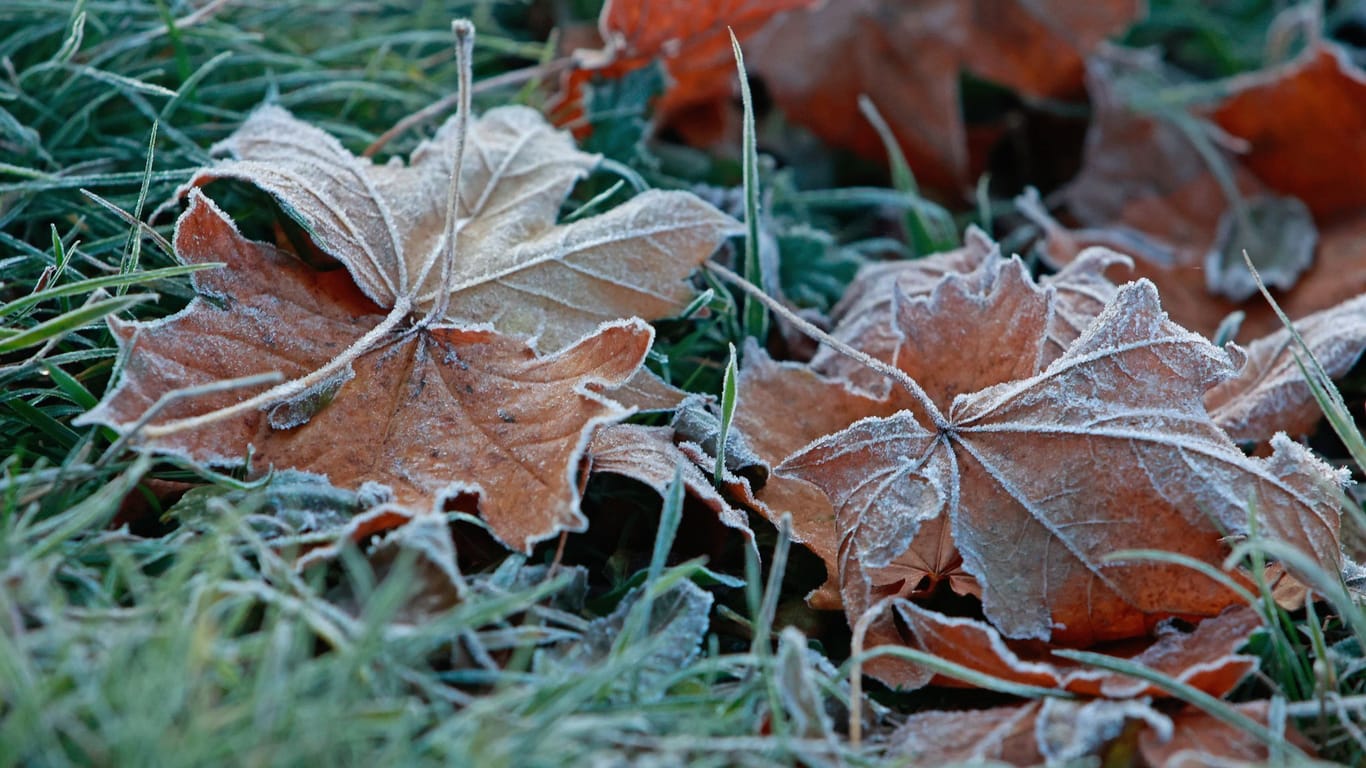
xmin=745 ymin=0 xmax=1142 ymax=191
xmin=810 ymin=230 xmax=1130 ymax=396
xmin=892 ymin=701 xmax=1044 ymax=765
xmin=182 ymin=104 xmax=740 ymax=353
xmin=1138 ymin=701 xmax=1311 ymax=767
xmin=1213 ymin=42 xmax=1366 ymax=222
xmin=885 ymin=601 xmax=1260 ymax=696
xmin=895 ymin=697 xmax=1302 ymax=767
xmin=738 ymin=246 xmax=1120 ymax=612
xmin=79 ymin=192 xmax=653 ymax=552
xmin=782 ymin=280 xmax=1345 ymax=644
xmin=1207 ymin=294 xmax=1366 ymax=443
xmin=587 ymin=423 xmax=755 ymax=545
xmin=1052 ymin=44 xmax=1366 ymax=341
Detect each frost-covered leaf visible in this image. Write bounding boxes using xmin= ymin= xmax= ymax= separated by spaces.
xmin=79 ymin=193 xmax=652 ymax=552
xmin=1137 ymin=701 xmax=1312 ymax=768
xmin=739 ymin=242 xmax=1128 ymax=612
xmin=1207 ymin=294 xmax=1366 ymax=443
xmin=1203 ymin=194 xmax=1317 ymax=302
xmin=535 ymin=579 xmax=713 ymax=701
xmin=783 ymin=281 xmax=1344 ymax=644
xmin=183 ymin=104 xmax=739 ymax=352
xmin=587 ymin=423 xmax=755 ymax=547
xmin=884 ymin=601 xmax=1260 ymax=696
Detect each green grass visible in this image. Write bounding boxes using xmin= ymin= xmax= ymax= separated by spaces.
xmin=4 ymin=1 xmax=1366 ymax=765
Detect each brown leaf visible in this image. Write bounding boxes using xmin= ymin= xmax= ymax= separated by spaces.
xmin=892 ymin=702 xmax=1044 ymax=766
xmin=739 ymin=245 xmax=1124 ymax=612
xmin=895 ymin=698 xmax=1304 ymax=767
xmin=886 ymin=601 xmax=1260 ymax=696
xmin=79 ymin=193 xmax=653 ymax=552
xmin=783 ymin=280 xmax=1344 ymax=644
xmin=558 ymin=0 xmax=819 ymax=143
xmin=183 ymin=105 xmax=739 ymax=352
xmin=1052 ymin=45 xmax=1366 ymax=341
xmin=587 ymin=423 xmax=754 ymax=545
xmin=733 ymin=345 xmax=895 ymax=609
xmin=1207 ymin=294 xmax=1366 ymax=443
xmin=811 ymin=231 xmax=1129 ymax=395
xmin=746 ymin=0 xmax=1141 ymax=191
xmin=1213 ymin=42 xmax=1366 ymax=222
xmin=1138 ymin=701 xmax=1312 ymax=767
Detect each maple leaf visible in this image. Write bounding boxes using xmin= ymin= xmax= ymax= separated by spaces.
xmin=810 ymin=229 xmax=1132 ymax=396
xmin=181 ymin=103 xmax=739 ymax=353
xmin=780 ymin=279 xmax=1345 ymax=644
xmin=885 ymin=600 xmax=1260 ymax=695
xmin=894 ymin=698 xmax=1300 ymax=766
xmin=737 ymin=244 xmax=1123 ymax=610
xmin=744 ymin=0 xmax=1141 ymax=191
xmin=79 ymin=193 xmax=653 ymax=552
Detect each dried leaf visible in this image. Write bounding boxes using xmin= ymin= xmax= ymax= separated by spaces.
xmin=183 ymin=105 xmax=739 ymax=352
xmin=783 ymin=280 xmax=1344 ymax=644
xmin=587 ymin=423 xmax=755 ymax=545
xmin=897 ymin=697 xmax=1303 ymax=767
xmin=1207 ymin=294 xmax=1366 ymax=443
xmin=79 ymin=193 xmax=653 ymax=552
xmin=1053 ymin=44 xmax=1366 ymax=341
xmin=1213 ymin=42 xmax=1366 ymax=221
xmin=741 ymin=244 xmax=1143 ymax=613
xmin=885 ymin=601 xmax=1261 ymax=696
xmin=811 ymin=231 xmax=1129 ymax=395
xmin=746 ymin=0 xmax=1141 ymax=190
xmin=560 ymin=0 xmax=819 ymax=144
xmin=1137 ymin=701 xmax=1310 ymax=767
xmin=892 ymin=701 xmax=1044 ymax=766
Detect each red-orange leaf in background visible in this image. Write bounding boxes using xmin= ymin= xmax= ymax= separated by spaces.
xmin=1213 ymin=42 xmax=1366 ymax=222
xmin=562 ymin=0 xmax=818 ymax=139
xmin=743 ymin=0 xmax=1142 ymax=192
xmin=79 ymin=193 xmax=652 ymax=552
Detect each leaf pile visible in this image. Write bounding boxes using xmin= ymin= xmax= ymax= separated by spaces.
xmin=14 ymin=2 xmax=1366 ymax=765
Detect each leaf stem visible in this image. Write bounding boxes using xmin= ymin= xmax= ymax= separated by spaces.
xmin=418 ymin=20 xmax=475 ymax=326
xmin=703 ymin=261 xmax=946 ymax=427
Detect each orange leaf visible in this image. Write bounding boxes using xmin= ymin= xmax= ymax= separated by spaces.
xmin=1214 ymin=42 xmax=1366 ymax=222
